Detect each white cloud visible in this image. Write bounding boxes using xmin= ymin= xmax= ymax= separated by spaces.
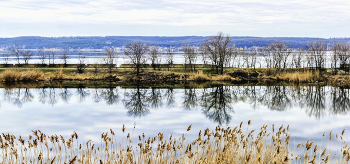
xmin=0 ymin=0 xmax=349 ymax=37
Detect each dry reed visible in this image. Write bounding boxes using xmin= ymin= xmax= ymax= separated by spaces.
xmin=212 ymin=74 xmax=235 ymax=81
xmin=0 ymin=122 xmax=348 ymax=163
xmin=188 ymin=70 xmax=235 ymax=81
xmin=276 ymin=71 xmax=323 ymax=83
xmin=188 ymin=71 xmax=211 ymax=81
xmin=0 ymin=69 xmax=45 ymax=81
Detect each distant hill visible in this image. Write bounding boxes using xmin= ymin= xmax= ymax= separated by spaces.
xmin=0 ymin=36 xmax=349 ymax=49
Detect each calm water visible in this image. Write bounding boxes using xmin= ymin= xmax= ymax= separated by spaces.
xmin=0 ymin=84 xmax=349 ymax=154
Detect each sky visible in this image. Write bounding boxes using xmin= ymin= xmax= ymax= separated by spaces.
xmin=0 ymin=0 xmax=349 ymax=38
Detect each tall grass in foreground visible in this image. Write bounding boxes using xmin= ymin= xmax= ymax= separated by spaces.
xmin=0 ymin=69 xmax=45 ymax=81
xmin=0 ymin=122 xmax=349 ymax=163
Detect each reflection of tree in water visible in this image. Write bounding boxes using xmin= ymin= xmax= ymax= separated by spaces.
xmin=76 ymin=87 xmax=90 ymax=103
xmin=38 ymin=88 xmax=47 ymax=104
xmin=1 ymin=85 xmax=350 ymax=119
xmin=240 ymin=86 xmax=259 ymax=109
xmin=330 ymin=87 xmax=350 ymax=115
xmin=231 ymin=86 xmax=246 ymax=103
xmin=164 ymin=88 xmax=175 ymax=107
xmin=259 ymin=86 xmax=291 ymax=111
xmin=59 ymin=88 xmax=72 ymax=103
xmin=92 ymin=89 xmax=102 ymax=103
xmin=36 ymin=88 xmax=58 ymax=106
xmin=22 ymin=88 xmax=34 ymax=103
xmin=147 ymin=88 xmax=162 ymax=108
xmin=123 ymin=86 xmax=149 ymax=117
xmin=182 ymin=88 xmax=198 ymax=110
xmin=303 ymin=86 xmax=326 ymax=118
xmin=1 ymin=88 xmax=34 ymax=107
xmin=101 ymin=88 xmax=119 ymax=105
xmin=48 ymin=88 xmax=58 ymax=106
xmin=200 ymin=85 xmax=233 ymax=125
xmin=10 ymin=89 xmax=23 ymax=107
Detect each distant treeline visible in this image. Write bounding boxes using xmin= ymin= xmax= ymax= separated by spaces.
xmin=0 ymin=36 xmax=349 ymax=49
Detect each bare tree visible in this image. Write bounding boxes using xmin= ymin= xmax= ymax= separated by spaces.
xmin=103 ymin=47 xmax=117 ymax=74
xmin=124 ymin=42 xmax=149 ymax=76
xmin=199 ymin=46 xmax=208 ymax=66
xmin=333 ymin=42 xmax=350 ymax=71
xmin=47 ymin=48 xmax=57 ymax=66
xmin=182 ymin=45 xmax=198 ymax=72
xmin=12 ymin=45 xmax=21 ymax=65
xmin=38 ymin=48 xmax=47 ymax=65
xmin=268 ymin=42 xmax=292 ymax=70
xmin=260 ymin=47 xmax=272 ymax=69
xmin=250 ymin=48 xmax=258 ymax=70
xmin=228 ymin=46 xmax=238 ymax=68
xmin=21 ymin=49 xmax=33 ymax=65
xmin=2 ymin=48 xmax=11 ymax=66
xmin=93 ymin=56 xmax=102 ymax=75
xmin=165 ymin=47 xmax=174 ymax=71
xmin=292 ymin=48 xmax=305 ymax=69
xmin=242 ymin=50 xmax=250 ymax=68
xmin=331 ymin=42 xmax=340 ymax=73
xmin=76 ymin=49 xmax=87 ymax=73
xmin=307 ymin=40 xmax=327 ymax=71
xmin=149 ymin=46 xmax=161 ymax=70
xmin=59 ymin=48 xmax=70 ymax=67
xmin=235 ymin=48 xmax=245 ymax=68
xmin=201 ymin=32 xmax=233 ymax=74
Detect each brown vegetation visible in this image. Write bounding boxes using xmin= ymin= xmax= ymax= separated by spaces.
xmin=0 ymin=122 xmax=348 ymax=163
xmin=0 ymin=69 xmax=45 ymax=82
xmin=2 ymin=68 xmax=350 ymax=86
xmin=273 ymin=71 xmax=325 ymax=83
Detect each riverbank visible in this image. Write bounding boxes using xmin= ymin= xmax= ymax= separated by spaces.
xmin=0 ymin=68 xmax=349 ymax=87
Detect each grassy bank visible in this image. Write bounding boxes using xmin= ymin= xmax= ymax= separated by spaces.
xmin=0 ymin=122 xmax=348 ymax=163
xmin=1 ymin=68 xmax=350 ymax=87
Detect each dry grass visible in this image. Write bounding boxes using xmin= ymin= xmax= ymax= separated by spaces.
xmin=212 ymin=74 xmax=235 ymax=81
xmin=55 ymin=68 xmax=64 ymax=80
xmin=189 ymin=71 xmax=234 ymax=81
xmin=188 ymin=73 xmax=211 ymax=81
xmin=188 ymin=70 xmax=211 ymax=81
xmin=0 ymin=69 xmax=45 ymax=81
xmin=276 ymin=71 xmax=324 ymax=83
xmin=188 ymin=70 xmax=208 ymax=81
xmin=0 ymin=122 xmax=348 ymax=164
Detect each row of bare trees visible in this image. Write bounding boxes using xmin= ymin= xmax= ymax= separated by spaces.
xmin=123 ymin=42 xmax=175 ymax=76
xmin=1 ymin=46 xmax=72 ymax=66
xmin=2 ymin=34 xmax=350 ymax=75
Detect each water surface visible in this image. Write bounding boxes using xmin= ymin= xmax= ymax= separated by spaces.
xmin=1 ymin=84 xmax=349 ymax=154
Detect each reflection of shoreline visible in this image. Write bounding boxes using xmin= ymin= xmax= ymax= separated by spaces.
xmin=1 ymin=85 xmax=350 ymax=122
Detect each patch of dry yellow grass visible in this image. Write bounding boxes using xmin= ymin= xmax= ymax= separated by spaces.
xmin=212 ymin=74 xmax=235 ymax=81
xmin=188 ymin=70 xmax=211 ymax=81
xmin=277 ymin=71 xmax=323 ymax=83
xmin=188 ymin=73 xmax=211 ymax=81
xmin=0 ymin=122 xmax=348 ymax=163
xmin=0 ymin=69 xmax=45 ymax=81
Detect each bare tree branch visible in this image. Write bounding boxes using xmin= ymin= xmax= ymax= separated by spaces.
xmin=124 ymin=42 xmax=148 ymax=76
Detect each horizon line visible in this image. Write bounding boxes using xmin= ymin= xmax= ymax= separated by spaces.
xmin=1 ymin=35 xmax=348 ymax=39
